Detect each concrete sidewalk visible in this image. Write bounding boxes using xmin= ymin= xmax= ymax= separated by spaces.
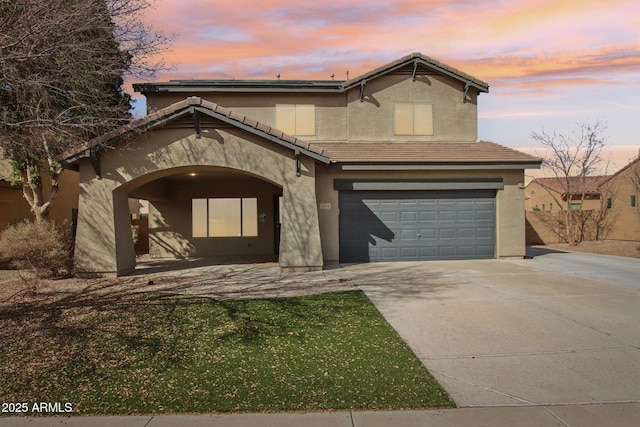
xmin=2 ymin=404 xmax=640 ymax=426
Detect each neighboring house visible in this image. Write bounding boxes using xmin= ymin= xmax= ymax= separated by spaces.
xmin=0 ymin=174 xmax=28 ymax=230
xmin=600 ymin=156 xmax=640 ymax=240
xmin=525 ymin=176 xmax=610 ymax=213
xmin=525 ymin=161 xmax=640 ymax=244
xmin=524 ymin=176 xmax=610 ymax=244
xmin=61 ymin=53 xmax=541 ymax=276
xmin=0 ymin=158 xmax=81 ymax=231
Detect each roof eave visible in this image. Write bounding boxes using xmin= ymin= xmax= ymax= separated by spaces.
xmin=327 ymin=161 xmax=542 ymax=171
xmin=60 ymin=98 xmax=330 ymax=168
xmin=341 ymin=54 xmax=489 ymax=93
xmin=133 ymin=81 xmax=344 ymax=94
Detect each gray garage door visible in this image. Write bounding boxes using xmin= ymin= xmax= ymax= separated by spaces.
xmin=339 ymin=190 xmax=495 ymax=262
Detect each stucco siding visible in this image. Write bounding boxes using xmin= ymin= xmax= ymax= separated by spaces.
xmin=147 ymin=177 xmax=280 ymax=259
xmin=74 ymin=125 xmax=323 ymax=275
xmin=147 ymin=92 xmax=348 ymax=142
xmin=346 ymin=74 xmax=478 ymax=142
xmin=601 ymin=162 xmax=640 ymax=240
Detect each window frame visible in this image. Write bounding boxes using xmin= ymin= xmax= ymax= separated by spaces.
xmin=192 ymin=197 xmax=258 ymax=238
xmin=394 ymin=103 xmax=434 ymax=136
xmin=275 ymin=104 xmax=315 ymax=136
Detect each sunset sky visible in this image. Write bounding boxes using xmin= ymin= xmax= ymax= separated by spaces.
xmin=133 ymin=0 xmax=640 ymax=172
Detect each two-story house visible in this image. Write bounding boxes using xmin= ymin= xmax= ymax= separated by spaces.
xmin=62 ymin=53 xmax=541 ymax=276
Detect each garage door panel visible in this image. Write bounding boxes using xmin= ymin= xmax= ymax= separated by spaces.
xmin=438 ymin=246 xmax=456 ymax=257
xmin=476 ymin=245 xmax=495 ymax=257
xmin=439 ymin=211 xmax=456 ymax=221
xmin=476 ymin=209 xmax=494 ymax=221
xmin=400 ymin=229 xmax=419 ymax=240
xmin=339 ymin=190 xmax=495 ymax=262
xmin=420 ymin=247 xmax=437 ymax=257
xmin=458 ymin=228 xmax=476 ymax=239
xmin=458 ymin=246 xmax=475 ymax=256
xmin=458 ymin=210 xmax=475 ymax=221
xmin=420 ymin=211 xmax=437 ymax=222
xmin=380 ymin=211 xmax=398 ymax=222
xmin=400 ymin=247 xmax=418 ymax=258
xmin=477 ymin=227 xmax=494 ymax=239
xmin=400 ymin=211 xmax=418 ymax=221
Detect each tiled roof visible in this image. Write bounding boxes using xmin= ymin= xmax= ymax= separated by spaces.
xmin=134 ymin=53 xmax=489 ymax=95
xmin=310 ymin=141 xmax=540 ymax=164
xmin=343 ymin=53 xmax=489 ymax=92
xmin=61 ymin=97 xmax=329 ymax=166
xmin=533 ymin=176 xmax=610 ymax=195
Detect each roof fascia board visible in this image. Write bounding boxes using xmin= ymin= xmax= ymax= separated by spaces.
xmin=342 ymin=57 xmax=488 ymax=93
xmin=327 ymin=162 xmax=542 ymax=171
xmin=135 ymin=56 xmax=489 ymax=95
xmin=137 ymin=86 xmax=343 ymax=94
xmin=421 ymin=60 xmax=488 ymax=93
xmin=61 ymin=102 xmax=330 ymax=167
xmin=342 ymin=59 xmax=417 ymax=91
xmin=134 ymin=82 xmax=343 ymax=94
xmin=192 ymin=106 xmax=330 ymax=164
xmin=59 ymin=107 xmax=192 ymax=167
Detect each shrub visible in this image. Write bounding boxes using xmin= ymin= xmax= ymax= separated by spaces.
xmin=0 ymin=220 xmax=73 ymax=278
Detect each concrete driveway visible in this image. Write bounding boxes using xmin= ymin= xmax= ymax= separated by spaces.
xmin=341 ymin=253 xmax=640 ymax=408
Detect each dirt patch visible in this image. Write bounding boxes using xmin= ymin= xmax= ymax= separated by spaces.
xmin=542 ymin=240 xmax=640 ymax=258
xmin=0 ymin=270 xmax=357 ymax=306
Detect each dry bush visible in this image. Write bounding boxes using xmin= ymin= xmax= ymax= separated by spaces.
xmin=0 ymin=220 xmax=73 ymax=278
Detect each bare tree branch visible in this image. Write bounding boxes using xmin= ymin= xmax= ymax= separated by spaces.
xmin=531 ymin=121 xmax=608 ymax=245
xmin=0 ymin=0 xmax=174 ymax=221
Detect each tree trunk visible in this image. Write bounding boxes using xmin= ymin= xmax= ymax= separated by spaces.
xmin=18 ymin=160 xmax=61 ymax=223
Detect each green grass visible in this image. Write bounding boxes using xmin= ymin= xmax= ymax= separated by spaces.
xmin=0 ymin=290 xmax=454 ymax=414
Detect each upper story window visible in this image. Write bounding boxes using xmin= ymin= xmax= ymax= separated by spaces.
xmin=275 ymin=104 xmax=315 ymax=136
xmin=395 ymin=103 xmax=433 ymax=136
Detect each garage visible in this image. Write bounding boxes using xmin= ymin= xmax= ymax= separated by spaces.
xmin=339 ymin=189 xmax=496 ymax=262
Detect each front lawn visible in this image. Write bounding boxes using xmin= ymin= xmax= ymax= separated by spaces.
xmin=0 ymin=290 xmax=453 ymax=414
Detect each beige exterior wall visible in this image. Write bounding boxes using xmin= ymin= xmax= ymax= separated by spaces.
xmin=147 ymin=93 xmax=348 ymax=143
xmin=601 ymin=161 xmax=640 ymax=240
xmin=145 ymin=72 xmax=478 ymax=144
xmin=524 ymin=181 xmax=601 ymax=212
xmin=74 ymin=123 xmax=323 ymax=276
xmin=345 ymin=74 xmax=478 ymax=142
xmin=315 ymin=168 xmax=526 ymax=262
xmin=145 ymin=175 xmax=281 ymax=259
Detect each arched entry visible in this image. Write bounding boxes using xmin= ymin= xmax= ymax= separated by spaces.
xmin=69 ymin=97 xmax=327 ymax=276
xmin=123 ymin=166 xmax=283 ymax=264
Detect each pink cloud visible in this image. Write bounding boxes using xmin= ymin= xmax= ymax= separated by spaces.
xmin=130 ymin=0 xmax=640 ymax=148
